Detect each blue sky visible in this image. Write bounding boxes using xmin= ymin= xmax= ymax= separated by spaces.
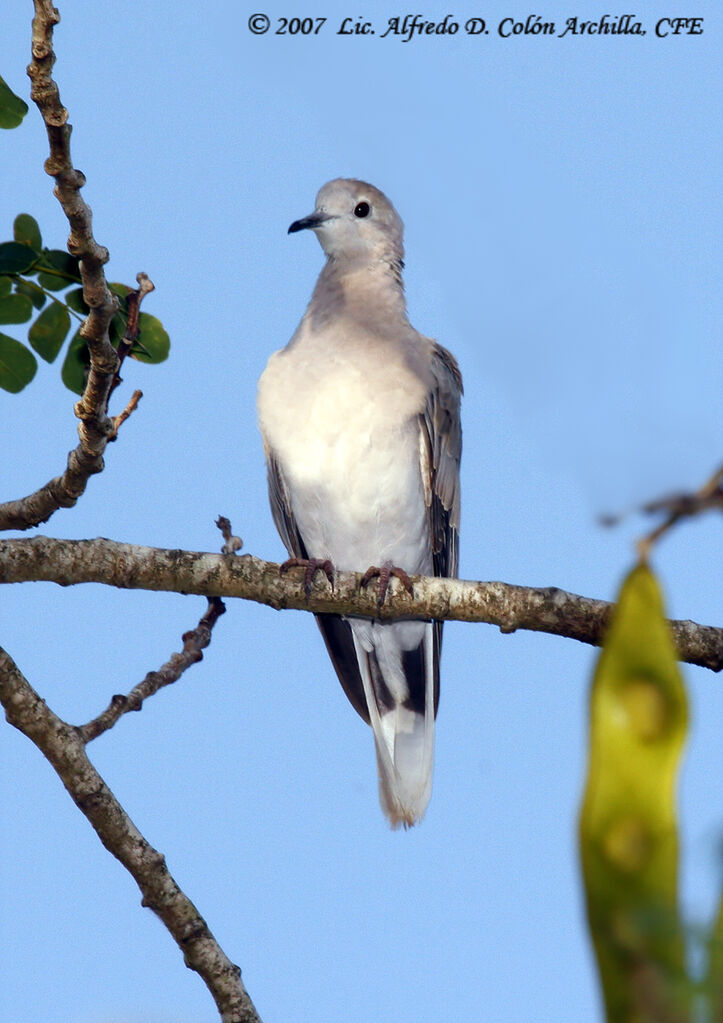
xmin=1 ymin=3 xmax=721 ymax=1021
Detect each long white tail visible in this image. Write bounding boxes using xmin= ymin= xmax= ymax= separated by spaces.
xmin=353 ymin=623 xmax=436 ymax=828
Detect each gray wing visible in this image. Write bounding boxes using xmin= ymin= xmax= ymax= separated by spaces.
xmin=416 ymin=341 xmax=462 ymax=715
xmin=420 ymin=342 xmax=463 ymax=581
xmin=265 ymin=451 xmax=307 ymax=559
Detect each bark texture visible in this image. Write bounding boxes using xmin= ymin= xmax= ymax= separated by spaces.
xmin=1 ymin=535 xmax=720 ymax=671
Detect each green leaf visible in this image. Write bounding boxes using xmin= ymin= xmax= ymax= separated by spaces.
xmin=37 ymin=272 xmax=72 ymax=292
xmin=131 ymin=312 xmax=170 ymax=364
xmin=65 ymin=287 xmax=88 ymax=314
xmin=0 ymin=277 xmax=11 ymax=299
xmin=0 ymin=242 xmax=37 ymax=274
xmin=0 ymin=76 xmax=28 ymax=130
xmin=0 ymin=333 xmax=37 ymax=392
xmin=109 ymin=312 xmax=125 ymax=346
xmin=14 ymin=279 xmax=47 ymax=310
xmin=34 ymin=249 xmax=81 ymax=290
xmin=109 ymin=282 xmax=131 ymax=299
xmin=580 ymin=562 xmax=690 ymax=1022
xmin=28 ymin=302 xmax=71 ymax=362
xmin=13 ymin=214 xmax=42 ymax=250
xmin=0 ymin=294 xmax=33 ymax=324
xmin=41 ymin=248 xmax=80 ymax=279
xmin=61 ymin=329 xmax=89 ymax=395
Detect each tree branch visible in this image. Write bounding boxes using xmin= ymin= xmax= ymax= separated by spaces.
xmin=0 ymin=536 xmax=720 ymax=671
xmin=0 ymin=645 xmax=262 ymax=1023
xmin=80 ymin=597 xmax=226 ymax=742
xmin=0 ymin=1 xmax=127 ymax=532
xmin=638 ymin=463 xmax=723 ymax=558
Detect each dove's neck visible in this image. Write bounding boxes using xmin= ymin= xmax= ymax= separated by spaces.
xmin=307 ymin=254 xmax=408 ymax=331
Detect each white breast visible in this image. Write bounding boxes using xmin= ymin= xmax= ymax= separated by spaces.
xmin=257 ymin=325 xmax=431 ymax=573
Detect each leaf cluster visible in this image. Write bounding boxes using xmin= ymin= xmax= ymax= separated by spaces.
xmin=0 ymin=214 xmax=169 ymax=394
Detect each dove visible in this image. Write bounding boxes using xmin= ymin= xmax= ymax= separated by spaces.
xmin=257 ymin=178 xmax=462 ymax=826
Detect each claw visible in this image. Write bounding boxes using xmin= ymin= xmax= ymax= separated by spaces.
xmin=360 ymin=561 xmax=414 ymax=613
xmin=279 ymin=557 xmax=335 ymax=599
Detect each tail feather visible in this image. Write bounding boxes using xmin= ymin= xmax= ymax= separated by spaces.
xmin=353 ymin=624 xmax=436 ymax=828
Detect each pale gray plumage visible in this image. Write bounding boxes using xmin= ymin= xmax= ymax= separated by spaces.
xmin=257 ymin=178 xmax=462 ymax=827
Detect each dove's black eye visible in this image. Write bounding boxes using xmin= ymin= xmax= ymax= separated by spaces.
xmin=354 ymin=201 xmax=371 ymax=218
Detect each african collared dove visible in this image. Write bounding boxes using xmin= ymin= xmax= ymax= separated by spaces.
xmin=257 ymin=178 xmax=462 ymax=827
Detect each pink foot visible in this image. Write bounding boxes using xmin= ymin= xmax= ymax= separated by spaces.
xmin=279 ymin=557 xmax=335 ymax=599
xmin=360 ymin=561 xmax=414 ymax=613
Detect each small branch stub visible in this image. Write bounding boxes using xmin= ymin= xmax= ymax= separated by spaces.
xmin=110 ymin=389 xmax=143 ymax=439
xmin=216 ymin=516 xmax=243 ymax=556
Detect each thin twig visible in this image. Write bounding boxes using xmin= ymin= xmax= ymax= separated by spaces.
xmin=107 ymin=272 xmax=156 ymax=406
xmin=79 ymin=518 xmax=239 ymax=741
xmin=110 ymin=389 xmax=143 ymax=439
xmin=638 ymin=464 xmax=723 ymax=560
xmin=0 ymin=646 xmax=262 ymax=1023
xmin=78 ymin=520 xmax=240 ymax=741
xmin=80 ymin=597 xmax=225 ymax=742
xmin=0 ymin=536 xmax=720 ymax=671
xmin=601 ymin=464 xmax=722 ymax=537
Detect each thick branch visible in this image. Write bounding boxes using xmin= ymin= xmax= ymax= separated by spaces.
xmin=0 ymin=645 xmax=262 ymax=1023
xmin=0 ymin=1 xmax=121 ymax=531
xmin=0 ymin=536 xmax=720 ymax=671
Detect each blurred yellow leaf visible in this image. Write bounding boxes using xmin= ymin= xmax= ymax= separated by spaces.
xmin=705 ymin=893 xmax=722 ymax=1021
xmin=580 ymin=562 xmax=690 ymax=1022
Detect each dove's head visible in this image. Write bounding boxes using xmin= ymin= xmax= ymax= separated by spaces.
xmin=289 ymin=178 xmax=404 ymax=267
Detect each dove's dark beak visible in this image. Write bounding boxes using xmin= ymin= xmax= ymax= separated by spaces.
xmin=288 ymin=211 xmax=332 ymax=234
